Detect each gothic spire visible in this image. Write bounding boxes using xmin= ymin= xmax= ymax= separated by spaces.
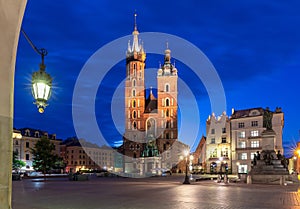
xmin=126 ymin=13 xmax=146 ymax=62
xmin=132 ymin=13 xmax=141 ymax=52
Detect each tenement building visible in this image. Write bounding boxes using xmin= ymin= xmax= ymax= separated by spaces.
xmin=205 ymin=112 xmax=231 ymax=173
xmin=122 ymin=16 xmax=186 ymax=175
xmin=12 ymin=128 xmax=62 ymax=172
xmin=61 ymin=138 xmax=115 ymax=173
xmin=230 ymin=107 xmax=284 ymax=174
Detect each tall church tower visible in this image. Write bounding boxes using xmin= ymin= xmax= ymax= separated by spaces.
xmin=156 ymin=47 xmax=178 ymax=156
xmin=123 ymin=14 xmax=146 ymax=161
xmin=122 ymin=15 xmax=180 ymax=174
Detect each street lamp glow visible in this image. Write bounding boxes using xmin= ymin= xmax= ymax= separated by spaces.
xmin=183 ymin=149 xmax=189 ymax=157
xmin=181 ymin=149 xmax=191 ymax=184
xmin=189 ymin=155 xmax=194 ymax=161
xmin=32 ymin=62 xmax=52 ymax=113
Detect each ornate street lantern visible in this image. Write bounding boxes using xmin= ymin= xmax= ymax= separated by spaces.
xmin=21 ymin=29 xmax=53 ymax=113
xmin=31 ymin=49 xmax=52 ymax=113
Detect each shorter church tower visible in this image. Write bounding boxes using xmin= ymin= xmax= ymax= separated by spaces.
xmin=156 ymin=47 xmax=178 ymax=151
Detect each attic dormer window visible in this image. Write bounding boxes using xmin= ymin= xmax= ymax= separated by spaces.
xmin=25 ymin=129 xmax=30 ymax=136
xmin=35 ymin=131 xmax=40 ymax=138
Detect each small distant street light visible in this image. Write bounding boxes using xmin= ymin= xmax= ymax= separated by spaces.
xmin=181 ymin=150 xmax=193 ymax=184
xmin=21 ymin=29 xmax=53 ymax=113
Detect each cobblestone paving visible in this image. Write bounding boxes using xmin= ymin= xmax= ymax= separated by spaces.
xmin=12 ymin=176 xmax=300 ymax=209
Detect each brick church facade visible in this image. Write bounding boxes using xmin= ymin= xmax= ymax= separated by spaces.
xmin=122 ymin=16 xmax=183 ymax=175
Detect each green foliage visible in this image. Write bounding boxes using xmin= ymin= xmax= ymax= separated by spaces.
xmin=30 ymin=136 xmax=60 ymax=174
xmin=12 ymin=151 xmax=25 ymax=170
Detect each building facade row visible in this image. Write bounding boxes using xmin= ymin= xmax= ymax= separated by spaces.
xmin=203 ymin=107 xmax=284 ymax=174
xmin=12 ymin=128 xmax=117 ymax=173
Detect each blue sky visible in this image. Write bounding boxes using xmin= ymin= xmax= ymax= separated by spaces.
xmin=14 ymin=1 xmax=300 ymax=154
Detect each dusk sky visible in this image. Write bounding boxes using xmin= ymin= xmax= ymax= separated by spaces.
xmin=14 ymin=1 xmax=300 ymax=155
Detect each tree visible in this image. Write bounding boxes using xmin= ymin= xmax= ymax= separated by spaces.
xmin=31 ymin=136 xmax=60 ymax=176
xmin=12 ymin=151 xmax=25 ymax=171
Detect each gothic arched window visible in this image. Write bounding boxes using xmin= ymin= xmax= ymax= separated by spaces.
xmin=132 ymin=89 xmax=136 ymax=97
xmin=166 ymin=109 xmax=169 ymax=117
xmin=165 ymin=84 xmax=170 ymax=92
xmin=166 ymin=98 xmax=170 ymax=106
xmin=132 ymin=111 xmax=137 ymax=119
xmin=133 ymin=64 xmax=136 ymax=77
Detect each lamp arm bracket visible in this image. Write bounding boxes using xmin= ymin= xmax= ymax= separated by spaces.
xmin=21 ymin=28 xmax=48 ymax=63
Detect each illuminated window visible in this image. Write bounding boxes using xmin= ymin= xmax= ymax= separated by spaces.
xmin=238 ymin=165 xmax=247 ymax=173
xmin=250 ymin=130 xmax=259 ymax=137
xmin=210 ymin=149 xmax=217 ymax=158
xmin=238 ymin=131 xmax=246 ymax=138
xmin=238 ymin=141 xmax=246 ymax=148
xmin=241 ymin=153 xmax=247 ymax=160
xmin=251 ymin=140 xmax=259 ymax=148
xmin=238 ymin=122 xmax=245 ymax=128
xmin=221 ymin=148 xmax=228 ymax=157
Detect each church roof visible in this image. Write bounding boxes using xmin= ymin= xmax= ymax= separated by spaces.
xmin=145 ymin=90 xmax=157 ymax=113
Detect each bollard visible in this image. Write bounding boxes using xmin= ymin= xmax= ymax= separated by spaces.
xmin=247 ymin=175 xmax=252 ymax=184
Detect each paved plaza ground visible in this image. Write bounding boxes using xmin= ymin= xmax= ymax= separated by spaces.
xmin=12 ymin=175 xmax=300 ymax=209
